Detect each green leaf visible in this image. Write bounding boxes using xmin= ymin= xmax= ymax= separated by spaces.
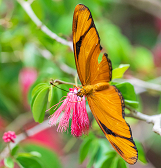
xmin=32 ymin=83 xmax=49 ymax=98
xmin=135 ymin=140 xmax=147 ymax=164
xmin=94 ymin=139 xmax=111 ymax=168
xmin=0 ymin=92 xmax=19 ymax=114
xmin=31 ymin=83 xmax=49 ymax=109
xmin=158 ymin=97 xmax=161 ymax=113
xmin=23 ymin=144 xmax=62 ymax=168
xmin=87 ymin=140 xmax=100 ymax=168
xmin=117 ymin=158 xmax=127 ymax=168
xmin=28 ymin=79 xmax=43 ymax=106
xmin=114 ymin=82 xmax=139 ymax=109
xmin=112 ymin=64 xmax=130 ymax=80
xmin=105 ymin=151 xmax=117 ymax=157
xmin=48 ymin=85 xmax=53 ymax=102
xmin=32 ymin=87 xmax=49 ymax=123
xmin=16 ymin=156 xmax=43 ymax=168
xmin=133 ymin=47 xmax=154 ymax=72
xmin=100 ymin=156 xmax=113 ymax=168
xmin=30 ymin=151 xmax=41 ymax=157
xmin=109 ymin=157 xmax=119 ymax=168
xmin=100 ymin=151 xmax=117 ymax=168
xmin=17 ymin=153 xmax=38 ymax=157
xmin=98 ymin=22 xmax=131 ymax=65
xmin=49 ymin=86 xmax=58 ymax=115
xmin=124 ymin=100 xmax=139 ymax=109
xmin=11 ymin=145 xmax=19 ymax=156
xmin=79 ymin=136 xmax=94 ymax=163
xmin=4 ymin=157 xmax=14 ymax=168
xmin=115 ymin=82 xmax=136 ymax=101
xmin=48 ymin=84 xmax=69 ymax=115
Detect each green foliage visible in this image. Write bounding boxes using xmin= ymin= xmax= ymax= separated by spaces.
xmin=158 ymin=97 xmax=161 ymax=113
xmin=31 ymin=83 xmax=49 ymax=101
xmin=101 ymin=151 xmax=117 ymax=168
xmin=11 ymin=145 xmax=19 ymax=156
xmin=79 ymin=135 xmax=128 ymax=168
xmin=132 ymin=47 xmax=154 ymax=73
xmin=79 ymin=135 xmax=94 ymax=163
xmin=31 ymin=82 xmax=70 ymax=121
xmin=48 ymin=85 xmax=63 ymax=115
xmin=112 ymin=64 xmax=130 ymax=80
xmin=23 ymin=144 xmax=62 ymax=168
xmin=0 ymin=92 xmax=19 ymax=118
xmin=31 ymin=83 xmax=49 ymax=122
xmin=7 ymin=144 xmax=62 ymax=168
xmin=124 ymin=100 xmax=139 ymax=109
xmin=117 ymin=158 xmax=128 ymax=168
xmin=87 ymin=139 xmax=100 ymax=168
xmin=97 ymin=21 xmax=131 ymax=66
xmin=135 ymin=140 xmax=147 ymax=164
xmin=111 ymin=65 xmax=139 ymax=109
xmin=94 ymin=139 xmax=111 ymax=168
xmin=16 ymin=153 xmax=43 ymax=168
xmin=113 ymin=82 xmax=139 ymax=109
xmin=4 ymin=157 xmax=14 ymax=168
xmin=48 ymin=85 xmax=53 ymax=102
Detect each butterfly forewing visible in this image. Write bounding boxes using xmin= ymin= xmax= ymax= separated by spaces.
xmin=73 ymin=4 xmax=102 ymax=85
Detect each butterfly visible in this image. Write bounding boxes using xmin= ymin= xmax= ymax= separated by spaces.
xmin=72 ymin=4 xmax=138 ymax=164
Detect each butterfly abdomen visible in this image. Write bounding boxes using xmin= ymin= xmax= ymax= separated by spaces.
xmin=93 ymin=82 xmax=109 ymax=91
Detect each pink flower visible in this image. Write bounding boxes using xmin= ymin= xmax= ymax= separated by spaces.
xmin=3 ymin=131 xmax=16 ymax=143
xmin=49 ymin=88 xmax=89 ymax=137
xmin=19 ymin=68 xmax=37 ymax=109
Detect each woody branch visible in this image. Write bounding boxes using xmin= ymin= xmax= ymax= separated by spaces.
xmin=111 ymin=0 xmax=161 ymax=19
xmin=0 ymin=120 xmax=50 ymax=160
xmin=124 ymin=0 xmax=161 ymax=19
xmin=17 ymin=0 xmax=76 ymax=76
xmin=17 ymin=0 xmax=73 ymax=50
xmin=1 ymin=103 xmax=161 ymax=160
xmin=38 ymin=48 xmax=76 ymax=76
xmin=125 ymin=105 xmax=161 ymax=136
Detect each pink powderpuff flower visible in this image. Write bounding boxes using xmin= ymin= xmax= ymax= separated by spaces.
xmin=3 ymin=131 xmax=16 ymax=143
xmin=49 ymin=88 xmax=89 ymax=137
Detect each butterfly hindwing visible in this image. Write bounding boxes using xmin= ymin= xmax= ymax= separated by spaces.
xmin=91 ymin=53 xmax=112 ymax=84
xmin=87 ymin=86 xmax=138 ymax=164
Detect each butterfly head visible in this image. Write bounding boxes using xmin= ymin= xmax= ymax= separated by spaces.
xmin=77 ymin=86 xmax=93 ymax=97
xmin=77 ymin=88 xmax=84 ymax=97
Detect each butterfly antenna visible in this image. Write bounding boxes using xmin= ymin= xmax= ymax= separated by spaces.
xmin=50 ymin=81 xmax=69 ymax=93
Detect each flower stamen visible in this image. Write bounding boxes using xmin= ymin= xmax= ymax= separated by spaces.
xmin=46 ymin=96 xmax=67 ymax=112
xmin=49 ymin=88 xmax=89 ymax=137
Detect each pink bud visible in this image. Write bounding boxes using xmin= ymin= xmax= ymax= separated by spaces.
xmin=3 ymin=131 xmax=16 ymax=143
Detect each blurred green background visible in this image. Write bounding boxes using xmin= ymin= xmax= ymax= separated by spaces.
xmin=0 ymin=0 xmax=161 ymax=168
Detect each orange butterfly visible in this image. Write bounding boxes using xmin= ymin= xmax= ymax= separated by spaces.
xmin=72 ymin=4 xmax=138 ymax=164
